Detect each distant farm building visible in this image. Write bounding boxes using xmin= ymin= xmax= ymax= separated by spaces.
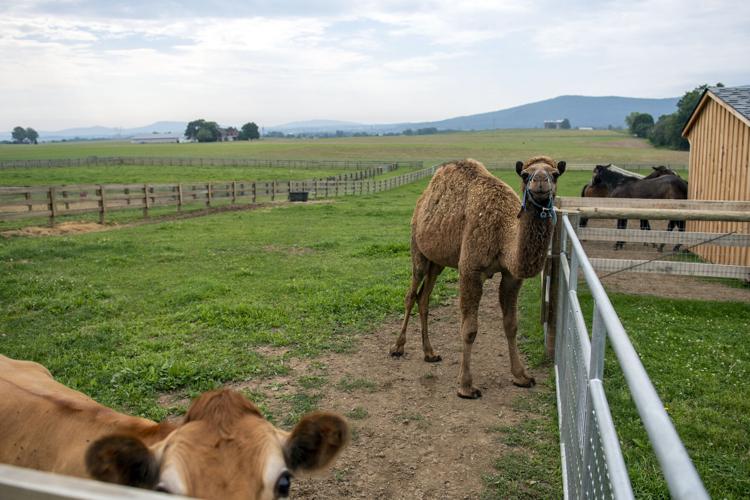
xmin=544 ymin=120 xmax=565 ymax=129
xmin=130 ymin=133 xmax=183 ymax=144
xmin=220 ymin=127 xmax=239 ymax=141
xmin=682 ymin=84 xmax=750 ymax=266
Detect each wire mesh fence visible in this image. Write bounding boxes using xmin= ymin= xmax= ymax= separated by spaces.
xmin=544 ymin=214 xmax=709 ymax=499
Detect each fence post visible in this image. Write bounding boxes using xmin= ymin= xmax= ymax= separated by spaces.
xmin=252 ymin=182 xmax=256 ymax=203
xmin=272 ymin=181 xmax=276 ymax=201
xmin=98 ymin=185 xmax=106 ymax=224
xmin=544 ymin=212 xmax=563 ymax=359
xmin=48 ymin=187 xmax=57 ymax=226
xmin=231 ymin=181 xmax=237 ymax=205
xmin=143 ymin=184 xmax=150 ymax=217
xmin=177 ymin=183 xmax=183 ymax=212
xmin=206 ymin=183 xmax=212 ymax=207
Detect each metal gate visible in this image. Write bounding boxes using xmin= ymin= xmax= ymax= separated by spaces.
xmin=546 ymin=214 xmax=709 ymax=499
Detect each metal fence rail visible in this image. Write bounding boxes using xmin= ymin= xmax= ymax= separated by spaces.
xmin=0 ymin=463 xmax=190 ymax=500
xmin=546 ymin=214 xmax=708 ymax=499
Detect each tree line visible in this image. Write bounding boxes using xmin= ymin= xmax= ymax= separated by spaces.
xmin=9 ymin=126 xmax=39 ymax=144
xmin=184 ymin=119 xmax=259 ymax=142
xmin=625 ymin=83 xmax=723 ymax=150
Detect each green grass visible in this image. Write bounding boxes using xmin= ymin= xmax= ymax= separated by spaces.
xmin=573 ymin=290 xmax=750 ymax=499
xmin=483 ymin=391 xmax=562 ymax=499
xmin=0 ymin=165 xmax=396 ymax=186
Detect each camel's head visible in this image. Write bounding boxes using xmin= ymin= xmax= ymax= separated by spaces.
xmin=515 ymin=156 xmax=566 ymax=204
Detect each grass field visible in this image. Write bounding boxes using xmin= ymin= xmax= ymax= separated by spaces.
xmin=1 ymin=131 xmax=745 ymax=498
xmin=0 ymin=165 xmax=408 ymax=186
xmin=0 ymin=129 xmax=689 ymax=167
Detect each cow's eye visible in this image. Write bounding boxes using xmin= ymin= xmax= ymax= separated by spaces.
xmin=275 ymin=471 xmax=291 ymax=497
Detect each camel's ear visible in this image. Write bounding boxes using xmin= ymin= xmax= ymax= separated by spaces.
xmin=85 ymin=435 xmax=160 ymax=489
xmin=556 ymin=161 xmax=566 ymax=176
xmin=515 ymin=161 xmax=524 ymax=176
xmin=285 ymin=412 xmax=349 ymax=472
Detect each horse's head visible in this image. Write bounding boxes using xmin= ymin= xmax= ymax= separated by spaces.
xmin=645 ymin=165 xmax=679 ymax=179
xmin=515 ymin=156 xmax=566 ymax=205
xmin=591 ymin=164 xmax=612 ymax=186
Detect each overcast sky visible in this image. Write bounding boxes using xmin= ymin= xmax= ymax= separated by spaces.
xmin=2 ymin=0 xmax=749 ymax=131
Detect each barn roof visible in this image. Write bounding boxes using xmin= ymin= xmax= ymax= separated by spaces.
xmin=711 ymin=85 xmax=750 ymax=122
xmin=683 ymin=85 xmax=750 ymax=137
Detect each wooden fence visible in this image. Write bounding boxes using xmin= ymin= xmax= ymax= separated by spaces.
xmin=0 ymin=164 xmax=438 ymax=225
xmin=0 ymin=157 xmax=424 ymax=170
xmin=554 ymin=197 xmax=750 ymax=280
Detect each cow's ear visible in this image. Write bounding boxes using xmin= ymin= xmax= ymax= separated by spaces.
xmin=285 ymin=412 xmax=349 ymax=471
xmin=557 ymin=161 xmax=567 ymax=176
xmin=85 ymin=435 xmax=159 ymax=489
xmin=515 ymin=161 xmax=524 ymax=176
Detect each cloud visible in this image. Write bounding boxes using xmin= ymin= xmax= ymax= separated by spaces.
xmin=1 ymin=0 xmax=749 ymax=130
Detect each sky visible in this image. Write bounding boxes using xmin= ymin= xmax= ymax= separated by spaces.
xmin=1 ymin=0 xmax=749 ymax=131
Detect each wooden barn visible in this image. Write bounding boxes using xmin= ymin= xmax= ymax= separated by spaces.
xmin=682 ymin=85 xmax=750 ymax=266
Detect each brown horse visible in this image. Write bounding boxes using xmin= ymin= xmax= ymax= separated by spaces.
xmin=590 ymin=165 xmax=688 ymax=250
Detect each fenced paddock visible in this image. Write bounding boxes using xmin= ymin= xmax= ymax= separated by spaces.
xmin=556 ymin=197 xmax=750 ymax=281
xmin=0 ymin=163 xmax=438 ymax=225
xmin=0 ymin=157 xmax=423 ymax=170
xmin=543 ymin=214 xmax=709 ymax=499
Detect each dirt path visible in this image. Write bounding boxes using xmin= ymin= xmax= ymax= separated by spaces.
xmin=243 ymin=275 xmax=550 ymax=500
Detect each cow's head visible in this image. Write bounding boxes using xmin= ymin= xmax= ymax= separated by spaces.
xmin=515 ymin=155 xmax=566 ymax=204
xmin=85 ymin=389 xmax=348 ymax=499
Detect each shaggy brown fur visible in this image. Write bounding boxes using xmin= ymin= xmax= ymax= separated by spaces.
xmin=390 ymin=157 xmax=566 ymax=398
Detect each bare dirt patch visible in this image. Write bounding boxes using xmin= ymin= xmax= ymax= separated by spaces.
xmin=1 ymin=221 xmax=112 ymax=238
xmin=280 ymin=275 xmax=551 ymax=500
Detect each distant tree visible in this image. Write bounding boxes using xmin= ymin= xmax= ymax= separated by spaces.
xmin=185 ymin=119 xmax=206 ymax=140
xmin=11 ymin=126 xmax=26 ymax=143
xmin=238 ymin=122 xmax=260 ymax=140
xmin=25 ymin=127 xmax=38 ymax=144
xmin=560 ymin=118 xmax=571 ymax=129
xmin=648 ymin=83 xmax=724 ymax=150
xmin=625 ymin=112 xmax=654 ymax=138
xmin=402 ymin=128 xmax=414 ymax=136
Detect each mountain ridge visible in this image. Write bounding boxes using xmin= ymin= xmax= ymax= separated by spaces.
xmin=2 ymin=94 xmax=680 ymax=140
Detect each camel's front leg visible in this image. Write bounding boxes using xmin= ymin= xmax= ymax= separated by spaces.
xmin=500 ymin=272 xmax=535 ymax=387
xmin=457 ymin=272 xmax=483 ymax=399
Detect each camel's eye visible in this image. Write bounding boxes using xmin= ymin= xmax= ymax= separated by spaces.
xmin=275 ymin=471 xmax=291 ymax=497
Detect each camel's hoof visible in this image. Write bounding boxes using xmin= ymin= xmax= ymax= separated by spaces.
xmin=389 ymin=346 xmax=404 ymax=358
xmin=513 ymin=376 xmax=536 ymax=388
xmin=424 ymin=354 xmax=442 ymax=363
xmin=457 ymin=387 xmax=482 ymax=399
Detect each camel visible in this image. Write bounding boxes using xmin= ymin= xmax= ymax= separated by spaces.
xmin=390 ymin=156 xmax=566 ymax=398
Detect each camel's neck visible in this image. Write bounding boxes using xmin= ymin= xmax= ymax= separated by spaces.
xmin=512 ymin=207 xmax=554 ymax=278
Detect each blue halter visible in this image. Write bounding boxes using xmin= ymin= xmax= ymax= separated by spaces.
xmin=519 ymin=170 xmax=557 ymax=224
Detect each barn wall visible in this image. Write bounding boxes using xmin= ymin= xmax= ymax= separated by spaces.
xmin=687 ymin=96 xmax=750 ymax=267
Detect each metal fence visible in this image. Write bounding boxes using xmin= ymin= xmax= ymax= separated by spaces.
xmin=545 ymin=214 xmax=709 ymax=499
xmin=0 ymin=463 xmax=190 ymax=500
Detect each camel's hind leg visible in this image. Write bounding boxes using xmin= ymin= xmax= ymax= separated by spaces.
xmin=499 ymin=271 xmax=536 ymax=388
xmin=417 ymin=262 xmax=444 ymax=362
xmin=390 ymin=249 xmax=438 ymax=358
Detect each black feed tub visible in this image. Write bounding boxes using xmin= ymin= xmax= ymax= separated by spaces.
xmin=288 ymin=191 xmax=309 ymax=202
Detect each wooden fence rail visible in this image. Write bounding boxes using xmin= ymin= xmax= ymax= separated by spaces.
xmin=0 ymin=165 xmax=438 ymax=225
xmin=554 ymin=197 xmax=750 ymax=280
xmin=0 ymin=157 xmax=424 ymax=170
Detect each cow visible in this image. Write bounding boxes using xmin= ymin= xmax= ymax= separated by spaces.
xmin=0 ymin=355 xmax=348 ymax=499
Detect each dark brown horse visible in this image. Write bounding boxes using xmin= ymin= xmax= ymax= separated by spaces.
xmin=589 ymin=165 xmax=688 ymax=250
